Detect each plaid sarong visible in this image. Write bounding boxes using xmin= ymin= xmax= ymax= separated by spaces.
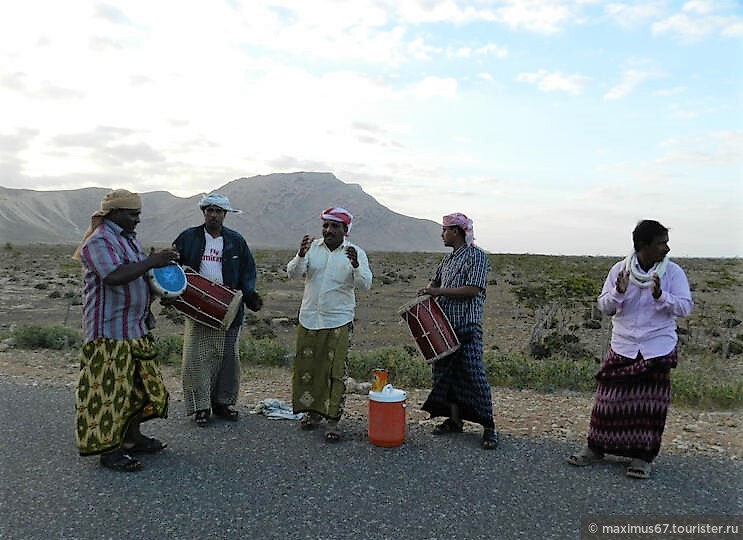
xmin=291 ymin=323 xmax=350 ymax=421
xmin=587 ymin=347 xmax=677 ymax=462
xmin=181 ymin=318 xmax=241 ymax=415
xmin=422 ymin=324 xmax=494 ymax=428
xmin=75 ymin=334 xmax=169 ymax=456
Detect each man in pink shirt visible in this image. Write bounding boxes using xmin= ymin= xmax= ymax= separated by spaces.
xmin=567 ymin=219 xmax=693 ymax=479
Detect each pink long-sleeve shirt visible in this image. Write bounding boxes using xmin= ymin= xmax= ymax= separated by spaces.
xmin=597 ymin=258 xmax=693 ymax=359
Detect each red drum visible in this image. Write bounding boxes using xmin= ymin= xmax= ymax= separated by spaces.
xmin=398 ymin=295 xmax=460 ymax=363
xmin=170 ymin=267 xmax=244 ymax=330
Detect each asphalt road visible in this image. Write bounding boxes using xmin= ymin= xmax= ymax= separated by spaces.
xmin=1 ymin=379 xmax=741 ymax=540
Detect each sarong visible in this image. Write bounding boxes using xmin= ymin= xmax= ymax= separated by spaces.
xmin=422 ymin=324 xmax=494 ymax=427
xmin=587 ymin=347 xmax=677 ymax=462
xmin=75 ymin=334 xmax=169 ymax=456
xmin=292 ymin=323 xmax=349 ymax=420
xmin=182 ymin=318 xmax=241 ymax=415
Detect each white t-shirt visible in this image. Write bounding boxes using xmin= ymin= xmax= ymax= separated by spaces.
xmin=200 ymin=232 xmax=224 ymax=284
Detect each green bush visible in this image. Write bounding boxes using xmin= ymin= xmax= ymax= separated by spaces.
xmin=240 ymin=335 xmax=289 ymax=367
xmin=484 ymin=351 xmax=598 ymax=393
xmin=12 ymin=325 xmax=81 ymax=350
xmin=154 ymin=334 xmax=183 ymax=366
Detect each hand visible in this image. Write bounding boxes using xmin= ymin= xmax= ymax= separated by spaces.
xmin=149 ymin=246 xmax=179 ymax=268
xmin=298 ymin=235 xmax=314 ymax=257
xmin=616 ymin=270 xmax=629 ymax=294
xmin=246 ymin=291 xmax=263 ymax=312
xmin=652 ymin=274 xmax=662 ymax=299
xmin=417 ymin=287 xmax=439 ymax=297
xmin=345 ymin=246 xmax=359 ymax=268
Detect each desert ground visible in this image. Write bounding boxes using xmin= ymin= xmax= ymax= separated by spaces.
xmin=0 ymin=244 xmax=741 ymax=458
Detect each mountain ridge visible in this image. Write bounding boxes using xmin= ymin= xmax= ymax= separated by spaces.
xmin=0 ymin=172 xmax=446 ymax=252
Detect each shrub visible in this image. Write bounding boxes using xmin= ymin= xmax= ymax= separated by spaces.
xmin=240 ymin=335 xmax=289 ymax=367
xmin=12 ymin=325 xmax=81 ymax=350
xmin=154 ymin=334 xmax=184 ymax=366
xmin=484 ymin=351 xmax=598 ymax=393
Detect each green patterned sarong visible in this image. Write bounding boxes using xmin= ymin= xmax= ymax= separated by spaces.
xmin=75 ymin=334 xmax=169 ymax=456
xmin=292 ymin=324 xmax=349 ymax=420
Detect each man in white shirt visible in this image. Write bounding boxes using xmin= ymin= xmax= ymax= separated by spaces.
xmin=567 ymin=219 xmax=693 ymax=479
xmin=287 ymin=207 xmax=372 ymax=442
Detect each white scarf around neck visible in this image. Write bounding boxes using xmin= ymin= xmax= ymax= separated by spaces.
xmin=622 ymin=251 xmax=669 ymax=288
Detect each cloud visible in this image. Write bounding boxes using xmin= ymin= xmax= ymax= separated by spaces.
xmin=494 ymin=0 xmax=577 ymax=34
xmin=410 ymin=76 xmax=458 ymax=99
xmin=604 ymin=68 xmax=664 ymax=100
xmin=516 ymin=69 xmax=591 ymax=95
xmin=652 ymin=1 xmax=743 ymax=40
xmin=604 ymin=1 xmax=667 ymax=27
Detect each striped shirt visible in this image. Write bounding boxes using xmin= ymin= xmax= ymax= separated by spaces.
xmin=79 ymin=220 xmax=151 ymax=343
xmin=433 ymin=244 xmax=489 ymax=330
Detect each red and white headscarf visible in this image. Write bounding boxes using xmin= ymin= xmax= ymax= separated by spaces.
xmin=321 ymin=207 xmax=353 ymax=235
xmin=443 ymin=212 xmax=475 ymax=246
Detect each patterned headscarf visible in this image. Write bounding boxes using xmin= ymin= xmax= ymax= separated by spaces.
xmin=198 ymin=193 xmax=242 ymax=213
xmin=321 ymin=207 xmax=353 ymax=235
xmin=72 ymin=189 xmax=142 ymax=260
xmin=443 ymin=212 xmax=475 ymax=246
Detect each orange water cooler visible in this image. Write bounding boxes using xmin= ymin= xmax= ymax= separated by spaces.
xmin=368 ymin=384 xmax=407 ymax=447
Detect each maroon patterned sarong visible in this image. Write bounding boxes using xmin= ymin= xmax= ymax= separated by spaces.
xmin=586 ymin=347 xmax=677 ymax=462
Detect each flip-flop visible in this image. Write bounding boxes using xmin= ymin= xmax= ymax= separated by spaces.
xmin=128 ymin=436 xmax=167 ymax=454
xmin=300 ymin=412 xmax=321 ymax=431
xmin=566 ymin=447 xmax=604 ymax=467
xmin=100 ymin=451 xmax=142 ymax=472
xmin=432 ymin=418 xmax=463 ymax=435
xmin=626 ymin=459 xmax=652 ymax=479
xmin=194 ymin=409 xmax=210 ymax=427
xmin=481 ymin=428 xmax=499 ymax=450
xmin=212 ymin=404 xmax=239 ymax=421
xmin=324 ymin=421 xmax=341 ymax=443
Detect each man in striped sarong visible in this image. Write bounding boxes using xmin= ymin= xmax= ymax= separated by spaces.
xmin=567 ymin=220 xmax=693 ymax=479
xmin=419 ymin=213 xmax=498 ymax=450
xmin=74 ymin=189 xmax=179 ymax=472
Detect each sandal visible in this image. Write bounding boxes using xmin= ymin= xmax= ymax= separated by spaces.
xmin=481 ymin=428 xmax=499 ymax=450
xmin=432 ymin=418 xmax=463 ymax=435
xmin=100 ymin=450 xmax=141 ymax=472
xmin=300 ymin=412 xmax=321 ymax=431
xmin=212 ymin=404 xmax=239 ymax=421
xmin=127 ymin=436 xmax=167 ymax=454
xmin=566 ymin=447 xmax=604 ymax=467
xmin=626 ymin=458 xmax=652 ymax=479
xmin=324 ymin=421 xmax=341 ymax=443
xmin=194 ymin=409 xmax=210 ymax=427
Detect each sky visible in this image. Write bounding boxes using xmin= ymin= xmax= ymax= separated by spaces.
xmin=0 ymin=0 xmax=741 ymax=257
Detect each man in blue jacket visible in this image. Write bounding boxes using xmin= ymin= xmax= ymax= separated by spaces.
xmin=174 ymin=193 xmax=262 ymax=427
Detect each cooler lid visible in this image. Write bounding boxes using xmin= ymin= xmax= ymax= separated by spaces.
xmin=369 ymin=384 xmax=407 ymax=402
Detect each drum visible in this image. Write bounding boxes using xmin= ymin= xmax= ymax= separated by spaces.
xmin=170 ymin=267 xmax=244 ymax=330
xmin=147 ymin=264 xmax=187 ymax=298
xmin=398 ymin=295 xmax=460 ymax=363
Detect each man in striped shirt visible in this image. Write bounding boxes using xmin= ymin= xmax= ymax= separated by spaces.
xmin=74 ymin=189 xmax=179 ymax=472
xmin=419 ymin=212 xmax=498 ymax=450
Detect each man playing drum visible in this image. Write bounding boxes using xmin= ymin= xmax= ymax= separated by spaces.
xmin=287 ymin=207 xmax=373 ymax=442
xmin=73 ymin=189 xmax=178 ymax=472
xmin=418 ymin=212 xmax=499 ymax=450
xmin=173 ymin=193 xmax=262 ymax=427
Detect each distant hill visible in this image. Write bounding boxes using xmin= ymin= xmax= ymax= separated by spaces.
xmin=0 ymin=172 xmax=446 ymax=252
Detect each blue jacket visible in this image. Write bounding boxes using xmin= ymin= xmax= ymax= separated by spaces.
xmin=174 ymin=225 xmax=260 ymax=326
